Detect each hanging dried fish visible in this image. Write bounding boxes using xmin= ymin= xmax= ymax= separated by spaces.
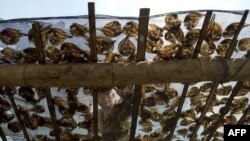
xmin=156 ymin=44 xmax=181 ymax=60
xmin=219 ymin=97 xmax=228 ymax=105
xmin=216 ymin=39 xmax=232 ymax=57
xmin=215 ymin=85 xmax=232 ymax=96
xmin=70 ymin=23 xmax=88 ymax=37
xmin=28 ymin=24 xmax=51 ymax=46
xmin=123 ymin=21 xmax=138 ymax=37
xmin=169 ymin=96 xmax=181 ymax=108
xmin=142 ymin=96 xmax=156 ymax=107
xmin=77 ymin=103 xmax=90 ymax=115
xmin=48 ymin=28 xmax=72 ymax=46
xmin=223 ymin=22 xmax=249 ymax=38
xmin=199 ymin=42 xmax=216 ymax=57
xmin=179 ymin=46 xmax=194 ymax=59
xmin=0 ymin=97 xmax=11 ymax=112
xmin=61 ymin=42 xmax=90 ymax=63
xmin=23 ymin=47 xmax=38 ymax=63
xmin=182 ymin=109 xmax=196 ymax=120
xmin=232 ymin=97 xmax=249 ymax=109
xmin=118 ymin=36 xmax=136 ymax=56
xmin=18 ymin=105 xmax=30 ymax=117
xmin=200 ymin=82 xmax=213 ymax=92
xmin=18 ymin=87 xmax=36 ymax=103
xmin=188 ymin=124 xmax=196 ymax=132
xmin=101 ymin=21 xmax=123 ymax=37
xmin=25 ymin=113 xmax=45 ymax=130
xmin=148 ymin=24 xmax=163 ymax=41
xmin=94 ymin=35 xmax=115 ymax=54
xmin=187 ymin=86 xmax=200 ymax=97
xmin=183 ymin=29 xmax=200 ymax=46
xmin=35 ymin=87 xmax=46 ymax=102
xmin=146 ymin=38 xmax=163 ymax=53
xmin=52 ymin=96 xmax=68 ymax=108
xmin=46 ymin=45 xmax=62 ymax=63
xmin=58 ymin=117 xmax=77 ymax=128
xmin=0 ymin=28 xmax=23 ymax=45
xmin=204 ymin=15 xmax=222 ymax=43
xmin=1 ymin=47 xmax=23 ymax=62
xmin=78 ymin=118 xmax=92 ymax=131
xmin=139 ymin=105 xmax=152 ymax=120
xmin=104 ymin=52 xmax=125 ymax=63
xmin=177 ymin=128 xmax=188 ymax=138
xmin=162 ymin=108 xmax=176 ymax=118
xmin=32 ymin=135 xmax=48 ymax=141
xmin=150 ymin=108 xmax=162 ymax=121
xmin=0 ymin=110 xmax=15 ymax=123
xmin=59 ymin=106 xmax=75 ymax=118
xmin=32 ymin=105 xmax=45 ymax=113
xmin=7 ymin=121 xmax=21 ymax=133
xmin=139 ymin=119 xmax=153 ymax=133
xmin=67 ymin=95 xmax=79 ymax=110
xmin=184 ymin=12 xmax=204 ymax=30
xmin=236 ymin=88 xmax=248 ymax=96
xmin=180 ymin=117 xmax=194 ymax=126
xmin=164 ymin=14 xmax=182 ymax=32
xmin=238 ymin=38 xmax=250 ymax=51
xmin=224 ymin=114 xmax=237 ymax=125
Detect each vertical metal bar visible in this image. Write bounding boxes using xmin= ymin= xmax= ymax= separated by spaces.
xmin=32 ymin=22 xmax=61 ymax=141
xmin=167 ymin=10 xmax=213 ymax=141
xmin=0 ymin=126 xmax=7 ymax=141
xmin=129 ymin=8 xmax=150 ymax=141
xmin=88 ymin=2 xmax=98 ymax=141
xmin=190 ymin=10 xmax=249 ymax=141
xmin=6 ymin=88 xmax=30 ymax=141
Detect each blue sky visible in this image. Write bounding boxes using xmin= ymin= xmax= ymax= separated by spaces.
xmin=0 ymin=0 xmax=249 ymax=19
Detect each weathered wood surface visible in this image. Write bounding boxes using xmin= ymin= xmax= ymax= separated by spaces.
xmin=0 ymin=59 xmax=250 ymax=87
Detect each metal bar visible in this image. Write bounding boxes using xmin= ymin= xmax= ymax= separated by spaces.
xmin=5 ymin=88 xmax=30 ymax=141
xmin=205 ymin=81 xmax=243 ymax=141
xmin=88 ymin=2 xmax=98 ymax=140
xmin=32 ymin=22 xmax=61 ymax=141
xmin=167 ymin=10 xmax=213 ymax=141
xmin=238 ymin=105 xmax=250 ymax=125
xmin=0 ymin=126 xmax=7 ymax=141
xmin=129 ymin=8 xmax=150 ymax=141
xmin=190 ymin=10 xmax=249 ymax=141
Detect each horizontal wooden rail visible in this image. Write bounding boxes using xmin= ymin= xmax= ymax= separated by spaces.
xmin=0 ymin=59 xmax=250 ymax=87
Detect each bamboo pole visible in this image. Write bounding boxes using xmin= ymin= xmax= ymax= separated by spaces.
xmin=1 ymin=59 xmax=250 ymax=87
xmin=0 ymin=126 xmax=7 ymax=141
xmin=32 ymin=22 xmax=61 ymax=141
xmin=167 ymin=10 xmax=213 ymax=141
xmin=88 ymin=2 xmax=98 ymax=141
xmin=129 ymin=8 xmax=150 ymax=141
xmin=191 ymin=10 xmax=249 ymax=141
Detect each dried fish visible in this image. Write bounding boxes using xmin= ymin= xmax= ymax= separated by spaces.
xmin=123 ymin=21 xmax=138 ymax=37
xmin=215 ymin=85 xmax=232 ymax=96
xmin=32 ymin=105 xmax=45 ymax=113
xmin=18 ymin=87 xmax=36 ymax=103
xmin=184 ymin=12 xmax=204 ymax=30
xmin=180 ymin=117 xmax=194 ymax=126
xmin=224 ymin=114 xmax=237 ymax=125
xmin=164 ymin=14 xmax=182 ymax=31
xmin=104 ymin=52 xmax=125 ymax=63
xmin=169 ymin=96 xmax=181 ymax=107
xmin=156 ymin=44 xmax=181 ymax=60
xmin=0 ymin=110 xmax=15 ymax=123
xmin=25 ymin=113 xmax=45 ymax=130
xmin=236 ymin=88 xmax=248 ymax=96
xmin=187 ymin=86 xmax=200 ymax=97
xmin=7 ymin=121 xmax=21 ymax=133
xmin=23 ymin=47 xmax=38 ymax=63
xmin=28 ymin=24 xmax=51 ymax=46
xmin=94 ymin=35 xmax=115 ymax=54
xmin=70 ymin=23 xmax=88 ymax=37
xmin=205 ymin=16 xmax=222 ymax=43
xmin=61 ymin=42 xmax=90 ymax=63
xmin=58 ymin=117 xmax=77 ymax=128
xmin=0 ymin=28 xmax=22 ymax=45
xmin=146 ymin=38 xmax=163 ymax=53
xmin=0 ymin=97 xmax=11 ymax=112
xmin=1 ymin=47 xmax=23 ymax=61
xmin=238 ymin=38 xmax=250 ymax=51
xmin=200 ymin=82 xmax=213 ymax=92
xmin=216 ymin=39 xmax=232 ymax=57
xmin=118 ymin=36 xmax=136 ymax=56
xmin=142 ymin=96 xmax=156 ymax=107
xmin=139 ymin=105 xmax=152 ymax=120
xmin=52 ymin=96 xmax=68 ymax=108
xmin=223 ymin=22 xmax=249 ymax=38
xmin=199 ymin=42 xmax=216 ymax=57
xmin=101 ymin=21 xmax=123 ymax=37
xmin=46 ymin=45 xmax=62 ymax=63
xmin=148 ymin=24 xmax=163 ymax=41
xmin=183 ymin=29 xmax=200 ymax=46
xmin=150 ymin=108 xmax=162 ymax=121
xmin=48 ymin=28 xmax=71 ymax=46
xmin=139 ymin=119 xmax=153 ymax=133
xmin=177 ymin=128 xmax=188 ymax=138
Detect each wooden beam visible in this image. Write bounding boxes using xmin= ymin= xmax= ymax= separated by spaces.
xmin=0 ymin=126 xmax=7 ymax=141
xmin=129 ymin=8 xmax=150 ymax=141
xmin=88 ymin=2 xmax=98 ymax=141
xmin=5 ymin=88 xmax=30 ymax=141
xmin=32 ymin=22 xmax=61 ymax=141
xmin=1 ymin=59 xmax=250 ymax=87
xmin=167 ymin=10 xmax=213 ymax=141
xmin=190 ymin=9 xmax=249 ymax=141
